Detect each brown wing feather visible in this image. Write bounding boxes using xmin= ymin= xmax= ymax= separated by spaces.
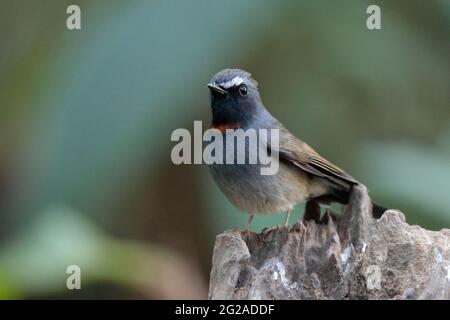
xmin=271 ymin=121 xmax=359 ymax=186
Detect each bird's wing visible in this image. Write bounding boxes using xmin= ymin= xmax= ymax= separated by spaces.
xmin=269 ymin=121 xmax=359 ymax=186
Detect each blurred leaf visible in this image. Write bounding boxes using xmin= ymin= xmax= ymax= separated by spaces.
xmin=0 ymin=205 xmax=205 ymax=299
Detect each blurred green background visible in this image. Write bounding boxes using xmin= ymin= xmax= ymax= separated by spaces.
xmin=0 ymin=0 xmax=449 ymax=299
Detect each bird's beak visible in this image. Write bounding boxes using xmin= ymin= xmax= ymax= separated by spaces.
xmin=207 ymin=83 xmax=227 ymax=96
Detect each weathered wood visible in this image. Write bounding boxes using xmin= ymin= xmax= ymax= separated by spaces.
xmin=208 ymin=185 xmax=450 ymax=300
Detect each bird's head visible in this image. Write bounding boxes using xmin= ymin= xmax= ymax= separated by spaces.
xmin=208 ymin=68 xmax=264 ymax=127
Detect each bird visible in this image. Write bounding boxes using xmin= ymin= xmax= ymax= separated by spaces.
xmin=206 ymin=68 xmax=386 ymax=230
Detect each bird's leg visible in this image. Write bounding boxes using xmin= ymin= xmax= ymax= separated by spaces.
xmin=245 ymin=214 xmax=255 ymax=231
xmin=284 ymin=209 xmax=291 ymax=227
xmin=303 ymin=200 xmax=321 ymax=223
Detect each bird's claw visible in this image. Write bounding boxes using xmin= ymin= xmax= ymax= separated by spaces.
xmin=262 ymin=225 xmax=280 ymax=234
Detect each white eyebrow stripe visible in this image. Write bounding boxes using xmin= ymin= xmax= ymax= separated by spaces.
xmin=216 ymin=76 xmax=244 ymax=89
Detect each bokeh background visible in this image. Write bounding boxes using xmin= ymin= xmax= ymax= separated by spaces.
xmin=0 ymin=0 xmax=449 ymax=299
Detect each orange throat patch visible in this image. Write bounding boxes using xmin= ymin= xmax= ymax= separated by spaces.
xmin=211 ymin=122 xmax=241 ymax=133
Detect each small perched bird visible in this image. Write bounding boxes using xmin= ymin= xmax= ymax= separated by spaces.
xmin=207 ymin=68 xmax=385 ymax=229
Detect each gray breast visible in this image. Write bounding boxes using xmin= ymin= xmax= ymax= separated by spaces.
xmin=209 ymin=161 xmax=311 ymax=214
xmin=206 ymin=126 xmax=321 ymax=214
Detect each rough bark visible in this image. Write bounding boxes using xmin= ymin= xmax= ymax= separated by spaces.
xmin=208 ymin=185 xmax=450 ymax=300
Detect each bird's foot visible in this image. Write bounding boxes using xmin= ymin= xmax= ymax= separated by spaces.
xmin=243 ymin=214 xmax=255 ymax=233
xmin=284 ymin=209 xmax=292 ymax=227
xmin=262 ymin=225 xmax=281 ymax=234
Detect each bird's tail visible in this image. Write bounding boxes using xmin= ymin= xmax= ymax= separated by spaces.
xmin=328 ymin=186 xmax=388 ymax=219
xmin=326 ymin=185 xmax=388 ymax=218
xmin=372 ymin=202 xmax=388 ymax=218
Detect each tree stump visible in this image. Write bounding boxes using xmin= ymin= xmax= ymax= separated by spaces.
xmin=208 ymin=185 xmax=450 ymax=299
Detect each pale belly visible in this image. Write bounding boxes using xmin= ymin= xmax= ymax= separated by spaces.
xmin=209 ymin=161 xmax=328 ymax=214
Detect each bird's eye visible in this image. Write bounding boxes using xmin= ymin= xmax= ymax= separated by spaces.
xmin=238 ymin=84 xmax=248 ymax=96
